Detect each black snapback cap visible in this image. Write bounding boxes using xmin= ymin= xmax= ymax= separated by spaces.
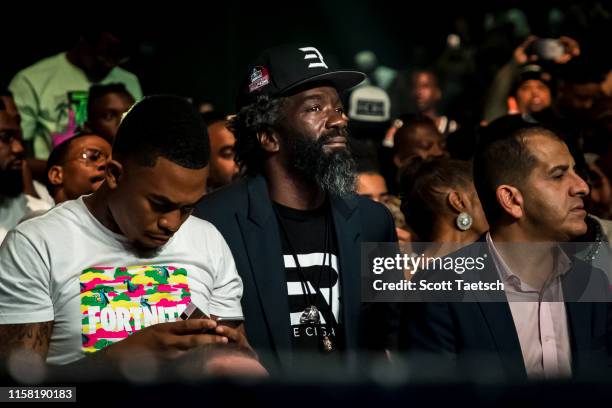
xmin=236 ymin=44 xmax=366 ymax=110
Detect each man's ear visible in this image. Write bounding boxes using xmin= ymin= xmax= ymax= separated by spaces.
xmin=47 ymin=166 xmax=64 ymax=187
xmin=105 ymin=159 xmax=124 ymax=190
xmin=257 ymin=129 xmax=280 ymax=153
xmin=447 ymin=190 xmax=467 ymax=214
xmin=496 ymin=184 xmax=524 ymax=219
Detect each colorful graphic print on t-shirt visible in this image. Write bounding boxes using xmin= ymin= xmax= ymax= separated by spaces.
xmin=80 ymin=265 xmax=191 ymax=353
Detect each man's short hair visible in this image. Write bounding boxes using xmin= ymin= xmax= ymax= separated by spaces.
xmin=393 ymin=114 xmax=439 ymax=154
xmin=87 ymin=83 xmax=135 ymax=118
xmin=113 ymin=95 xmax=210 ymax=169
xmin=396 ymin=113 xmax=438 ymax=132
xmin=473 ymin=115 xmax=562 ymax=225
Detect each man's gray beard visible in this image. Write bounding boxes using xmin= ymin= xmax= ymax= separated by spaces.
xmin=312 ymin=148 xmax=356 ymax=196
xmin=288 ymin=134 xmax=356 ymax=197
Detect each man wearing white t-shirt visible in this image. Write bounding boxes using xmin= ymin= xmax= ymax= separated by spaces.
xmin=0 ymin=96 xmax=250 ymax=369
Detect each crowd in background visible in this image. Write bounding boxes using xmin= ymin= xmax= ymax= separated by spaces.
xmin=1 ymin=3 xmax=612 ymax=386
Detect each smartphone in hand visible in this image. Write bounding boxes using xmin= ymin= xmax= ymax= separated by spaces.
xmin=213 ymin=316 xmax=244 ymax=329
xmin=180 ymin=302 xmax=210 ymax=320
xmin=530 ymin=38 xmax=564 ymax=61
xmin=181 ymin=303 xmax=243 ymax=332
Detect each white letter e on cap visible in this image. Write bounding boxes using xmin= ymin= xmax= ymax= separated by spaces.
xmin=298 ymin=47 xmax=329 ymax=69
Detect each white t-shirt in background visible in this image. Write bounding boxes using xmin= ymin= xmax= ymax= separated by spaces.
xmin=0 ymin=193 xmax=52 ymax=243
xmin=0 ymin=197 xmax=243 ymax=365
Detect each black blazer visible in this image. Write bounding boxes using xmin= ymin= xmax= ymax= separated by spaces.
xmin=400 ymin=237 xmax=612 ymax=379
xmin=194 ymin=175 xmax=398 ymax=368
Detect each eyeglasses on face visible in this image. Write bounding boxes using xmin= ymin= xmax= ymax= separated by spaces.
xmin=73 ymin=148 xmax=110 ymax=166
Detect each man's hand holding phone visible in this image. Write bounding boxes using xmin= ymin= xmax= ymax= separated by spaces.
xmin=182 ymin=304 xmax=251 ymax=350
xmin=514 ymin=35 xmax=580 ymax=65
xmin=96 ymin=303 xmax=262 ymax=377
xmin=102 ymin=318 xmax=229 ymax=361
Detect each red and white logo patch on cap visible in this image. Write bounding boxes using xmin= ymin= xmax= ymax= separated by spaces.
xmin=248 ymin=66 xmax=270 ymax=93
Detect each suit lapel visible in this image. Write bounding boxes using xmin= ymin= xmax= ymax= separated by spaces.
xmin=562 ymin=261 xmax=592 ymax=363
xmin=476 ymin=301 xmax=527 ymax=378
xmin=237 ymin=176 xmax=291 ymax=363
xmin=330 ymin=195 xmax=361 ymax=350
xmin=467 ymin=240 xmax=527 ymax=377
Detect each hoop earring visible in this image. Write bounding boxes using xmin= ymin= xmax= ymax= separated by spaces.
xmin=456 ymin=212 xmax=473 ymax=231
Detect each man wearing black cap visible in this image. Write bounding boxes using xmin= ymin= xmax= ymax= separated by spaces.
xmin=512 ymin=64 xmax=553 ymax=117
xmin=195 ymin=44 xmax=398 ymax=369
xmin=0 ymin=96 xmax=252 ymax=370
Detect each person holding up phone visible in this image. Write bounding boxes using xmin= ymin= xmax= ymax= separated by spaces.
xmin=514 ymin=36 xmax=580 ymax=65
xmin=483 ymin=35 xmax=581 ymax=122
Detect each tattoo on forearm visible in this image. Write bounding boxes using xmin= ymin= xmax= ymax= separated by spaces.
xmin=0 ymin=321 xmax=54 ymax=357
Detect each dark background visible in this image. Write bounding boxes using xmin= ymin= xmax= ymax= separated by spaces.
xmin=2 ymin=1 xmax=610 ymax=115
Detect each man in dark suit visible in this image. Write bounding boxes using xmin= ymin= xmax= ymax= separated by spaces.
xmin=401 ymin=116 xmax=612 ymax=380
xmin=194 ymin=45 xmax=398 ymax=370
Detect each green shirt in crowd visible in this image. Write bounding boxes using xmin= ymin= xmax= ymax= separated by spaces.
xmin=9 ymin=52 xmax=143 ymax=159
